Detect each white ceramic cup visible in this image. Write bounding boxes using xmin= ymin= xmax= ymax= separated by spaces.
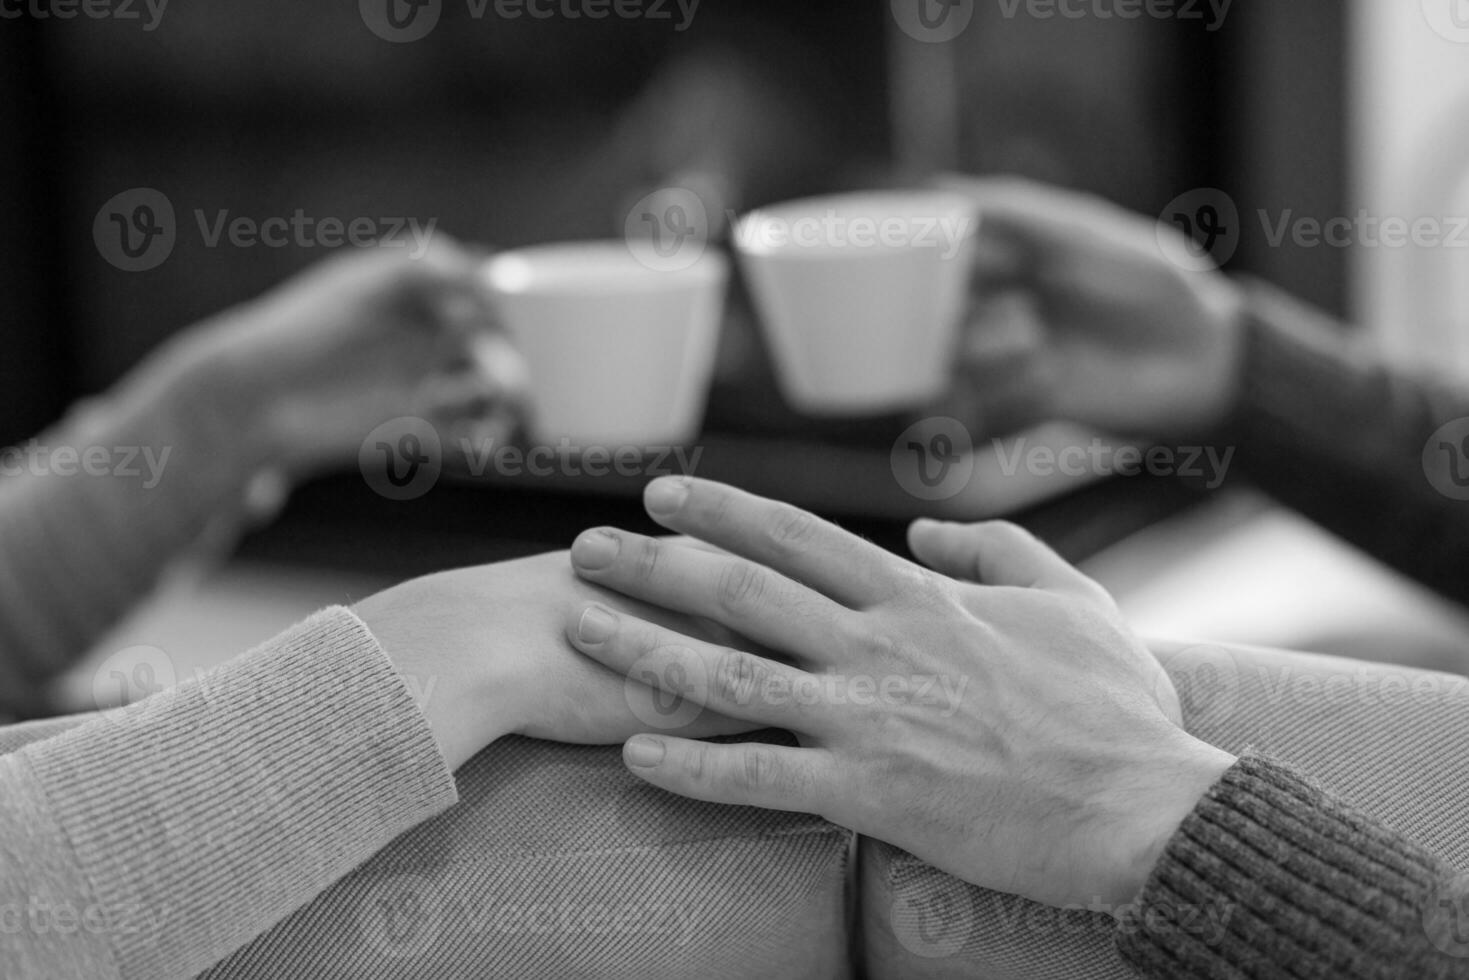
xmin=483 ymin=241 xmax=728 ymax=447
xmin=734 ymin=190 xmax=978 ymax=415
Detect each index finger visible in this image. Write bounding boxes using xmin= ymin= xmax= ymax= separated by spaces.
xmin=639 ymin=477 xmax=930 ymax=608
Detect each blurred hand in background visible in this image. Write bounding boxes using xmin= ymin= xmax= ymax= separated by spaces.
xmin=937 ymin=176 xmax=1247 ymax=442
xmin=167 ymin=235 xmax=528 ymax=487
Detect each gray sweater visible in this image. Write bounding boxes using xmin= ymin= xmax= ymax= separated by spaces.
xmin=2 ymin=282 xmax=1468 ymax=978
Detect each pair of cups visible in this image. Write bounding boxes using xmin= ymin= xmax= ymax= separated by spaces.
xmin=484 ymin=190 xmax=980 ymax=446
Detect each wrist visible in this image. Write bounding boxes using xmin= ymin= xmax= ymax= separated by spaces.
xmin=151 ymin=313 xmax=284 ymax=479
xmin=1104 ymin=735 xmax=1237 ymax=905
xmin=354 ymin=581 xmax=516 ymax=771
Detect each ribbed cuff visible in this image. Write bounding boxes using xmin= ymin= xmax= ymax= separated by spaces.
xmin=22 ymin=606 xmax=458 ymax=980
xmin=1116 ymin=755 xmax=1448 ymax=979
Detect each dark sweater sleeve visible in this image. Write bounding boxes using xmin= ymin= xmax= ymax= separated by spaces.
xmin=1226 ymin=278 xmax=1469 ymax=605
xmin=1116 ymin=754 xmax=1469 ymax=979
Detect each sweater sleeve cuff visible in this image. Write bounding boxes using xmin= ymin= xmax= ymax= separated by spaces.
xmin=1115 ymin=754 xmax=1449 ymax=979
xmin=20 ymin=605 xmax=458 ymax=980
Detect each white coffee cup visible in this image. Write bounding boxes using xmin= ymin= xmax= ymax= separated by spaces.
xmin=734 ymin=190 xmax=978 ymax=415
xmin=483 ymin=241 xmax=728 ymax=447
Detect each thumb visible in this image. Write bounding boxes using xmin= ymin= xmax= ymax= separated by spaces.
xmin=907 ymin=518 xmax=1110 ymax=602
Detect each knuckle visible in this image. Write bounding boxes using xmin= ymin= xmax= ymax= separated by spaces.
xmin=683 ymin=743 xmax=709 ymax=783
xmin=862 ymin=629 xmax=903 ymax=663
xmin=742 ymin=747 xmax=766 ymax=790
xmin=716 ymin=562 xmax=767 ymax=611
xmin=712 ymin=648 xmax=764 ymax=707
xmin=632 ymin=539 xmax=662 ymax=582
xmin=768 ymin=507 xmax=817 ymax=554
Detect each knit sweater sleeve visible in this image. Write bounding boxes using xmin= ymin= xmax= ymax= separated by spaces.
xmin=0 ymin=605 xmax=459 ymax=980
xmin=1116 ymin=754 xmax=1469 ymax=979
xmin=0 ymin=341 xmax=272 ymax=718
xmin=1226 ymin=278 xmax=1469 ymax=605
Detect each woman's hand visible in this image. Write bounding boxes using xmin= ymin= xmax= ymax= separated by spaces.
xmin=165 ymin=236 xmax=527 ymax=484
xmin=941 ymin=176 xmax=1246 ymax=441
xmin=353 ymin=549 xmax=756 ymax=773
xmin=563 ymin=477 xmax=1236 ymax=909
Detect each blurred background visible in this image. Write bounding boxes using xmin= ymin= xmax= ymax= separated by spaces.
xmin=2 ymin=0 xmax=1468 ymax=696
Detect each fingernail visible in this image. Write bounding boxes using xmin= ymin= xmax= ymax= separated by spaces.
xmin=577 ymin=604 xmax=618 ymax=644
xmin=625 ymin=735 xmax=665 ymax=768
xmin=644 ymin=477 xmax=690 ymax=518
xmin=571 ymin=529 xmax=620 ymax=570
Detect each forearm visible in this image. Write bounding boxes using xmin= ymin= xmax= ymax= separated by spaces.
xmin=0 ymin=606 xmax=458 ymax=980
xmin=1117 ymin=754 xmax=1469 ymax=979
xmin=0 ymin=331 xmax=273 ymax=714
xmin=1225 ymin=278 xmax=1469 ymax=604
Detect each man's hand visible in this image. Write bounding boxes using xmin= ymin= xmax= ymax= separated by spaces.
xmin=940 ymin=176 xmax=1246 ymax=441
xmin=564 ymin=477 xmax=1236 ymax=909
xmin=353 ymin=550 xmax=756 ymax=773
